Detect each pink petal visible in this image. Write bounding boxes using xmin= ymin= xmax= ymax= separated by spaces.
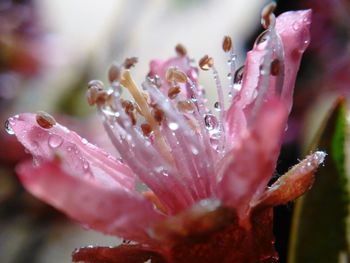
xmin=251 ymin=151 xmax=326 ymax=208
xmin=8 ymin=113 xmax=135 ymax=190
xmin=276 ymin=10 xmax=312 ymax=113
xmin=225 ymin=10 xmax=311 ymax=143
xmin=17 ymin=160 xmax=164 ymax=243
xmin=218 ymin=98 xmax=288 ymax=217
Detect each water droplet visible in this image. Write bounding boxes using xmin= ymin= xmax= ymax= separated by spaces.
xmin=254 ymin=30 xmax=269 ymax=47
xmin=227 ymin=73 xmax=232 ymax=80
xmin=214 ymin=101 xmax=221 ymax=111
xmin=67 ymin=146 xmax=73 ymax=152
xmin=81 ymin=138 xmax=88 ymax=144
xmin=168 ymin=122 xmax=179 ymax=130
xmin=191 ymin=146 xmax=199 ymax=155
xmin=204 ymin=114 xmax=219 ymax=130
xmin=234 ymin=66 xmax=245 ymax=84
xmin=83 ymin=161 xmax=90 ymax=171
xmin=4 ymin=119 xmax=14 ymax=135
xmin=48 ymin=134 xmax=63 ymax=149
xmin=292 ymin=21 xmax=300 ymax=31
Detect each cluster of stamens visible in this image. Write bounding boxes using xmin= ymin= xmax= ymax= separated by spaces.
xmin=84 ymin=1 xmax=283 ymax=165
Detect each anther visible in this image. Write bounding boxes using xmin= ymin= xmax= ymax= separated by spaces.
xmin=165 ymin=68 xmax=188 ymax=83
xmin=123 ymin=57 xmax=138 ymax=69
xmin=88 ymin=80 xmax=104 ymax=90
xmin=127 ymin=111 xmax=137 ymax=125
xmin=222 ymin=36 xmax=232 ymax=53
xmin=270 ymin=59 xmax=281 ymax=76
xmin=152 ymin=107 xmax=165 ymax=124
xmin=141 ymin=123 xmax=153 ymax=137
xmin=121 ymin=99 xmax=135 ymax=112
xmin=199 ymin=55 xmax=214 ymax=71
xmin=175 ymin=43 xmax=187 ymax=57
xmin=36 ymin=111 xmax=56 ymax=129
xmin=177 ymin=100 xmax=195 ymax=113
xmin=168 ymin=86 xmax=181 ymax=99
xmin=261 ymin=2 xmax=277 ymax=29
xmin=108 ymin=63 xmax=121 ymax=83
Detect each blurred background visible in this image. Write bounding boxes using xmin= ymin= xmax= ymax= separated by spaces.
xmin=1 ymin=0 xmax=349 ymax=262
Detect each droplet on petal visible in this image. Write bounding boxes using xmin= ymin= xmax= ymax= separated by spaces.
xmin=234 ymin=66 xmax=245 ymax=84
xmin=214 ymin=101 xmax=221 ymax=111
xmin=204 ymin=114 xmax=219 ymax=130
xmin=48 ymin=134 xmax=63 ymax=149
xmin=4 ymin=119 xmax=15 ymax=135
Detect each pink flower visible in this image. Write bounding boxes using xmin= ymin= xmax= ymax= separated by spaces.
xmin=6 ymin=7 xmax=325 ymax=263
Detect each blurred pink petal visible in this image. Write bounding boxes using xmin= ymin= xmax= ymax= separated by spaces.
xmin=17 ymin=159 xmax=164 ymax=243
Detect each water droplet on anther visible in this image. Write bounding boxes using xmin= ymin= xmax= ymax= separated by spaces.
xmin=4 ymin=119 xmax=14 ymax=135
xmin=48 ymin=134 xmax=63 ymax=149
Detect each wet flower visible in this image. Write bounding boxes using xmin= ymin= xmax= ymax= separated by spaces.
xmin=6 ymin=6 xmax=325 ymax=263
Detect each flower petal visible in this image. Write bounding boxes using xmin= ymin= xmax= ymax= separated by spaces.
xmin=276 ymin=10 xmax=312 ymax=113
xmin=251 ymin=151 xmax=326 ymax=208
xmin=17 ymin=160 xmax=165 ymax=243
xmin=218 ymin=98 xmax=288 ymax=217
xmin=225 ymin=10 xmax=311 ymax=143
xmin=8 ymin=113 xmax=135 ymax=190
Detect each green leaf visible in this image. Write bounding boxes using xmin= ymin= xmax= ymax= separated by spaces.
xmin=288 ymin=97 xmax=350 ymax=263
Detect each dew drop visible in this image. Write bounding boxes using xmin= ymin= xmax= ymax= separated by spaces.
xmin=227 ymin=73 xmax=232 ymax=80
xmin=48 ymin=134 xmax=63 ymax=149
xmin=234 ymin=66 xmax=245 ymax=84
xmin=168 ymin=122 xmax=179 ymax=130
xmin=254 ymin=30 xmax=269 ymax=47
xmin=191 ymin=146 xmax=199 ymax=155
xmin=81 ymin=138 xmax=88 ymax=145
xmin=4 ymin=119 xmax=14 ymax=135
xmin=83 ymin=161 xmax=90 ymax=171
xmin=214 ymin=101 xmax=221 ymax=111
xmin=204 ymin=114 xmax=219 ymax=131
xmin=292 ymin=21 xmax=300 ymax=31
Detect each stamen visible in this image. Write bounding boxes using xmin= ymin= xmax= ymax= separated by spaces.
xmin=222 ymin=36 xmax=232 ymax=53
xmin=175 ymin=43 xmax=187 ymax=57
xmin=261 ymin=2 xmax=277 ymax=29
xmin=223 ymin=36 xmax=238 ymax=100
xmin=165 ymin=68 xmax=188 ymax=83
xmin=199 ymin=55 xmax=214 ymax=71
xmin=168 ymin=86 xmax=181 ymax=99
xmin=108 ymin=63 xmax=121 ymax=83
xmin=121 ymin=99 xmax=135 ymax=112
xmin=36 ymin=111 xmax=56 ymax=129
xmin=177 ymin=100 xmax=195 ymax=113
xmin=86 ymin=80 xmax=112 ymax=106
xmin=123 ymin=57 xmax=138 ymax=69
xmin=141 ymin=123 xmax=153 ymax=137
xmin=120 ymin=70 xmax=173 ymax=163
xmin=152 ymin=107 xmax=165 ymax=124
